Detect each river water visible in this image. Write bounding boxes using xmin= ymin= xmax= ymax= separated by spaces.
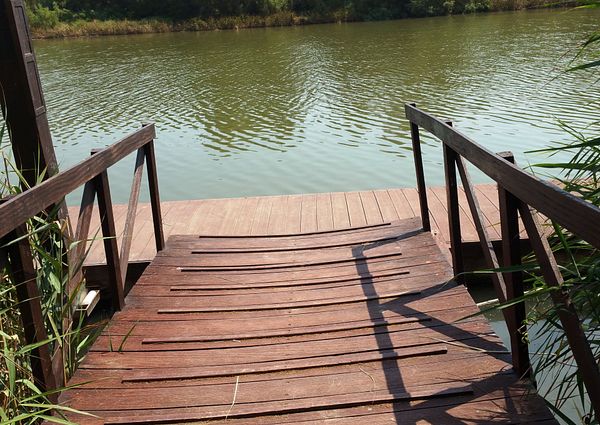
xmin=35 ymin=8 xmax=600 ymax=203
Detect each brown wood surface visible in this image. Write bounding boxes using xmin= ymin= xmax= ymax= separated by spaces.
xmin=70 ymin=185 xmax=505 ymax=265
xmin=58 ymin=217 xmax=555 ymax=424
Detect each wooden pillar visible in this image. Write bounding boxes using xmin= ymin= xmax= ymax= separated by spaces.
xmin=497 ymin=152 xmax=529 ymax=377
xmin=0 ymin=0 xmax=60 ymax=184
xmin=443 ymin=121 xmax=464 ymax=283
xmin=408 ymin=103 xmax=431 ymax=232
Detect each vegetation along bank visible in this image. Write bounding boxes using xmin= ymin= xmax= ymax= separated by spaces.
xmin=27 ymin=0 xmax=587 ymax=38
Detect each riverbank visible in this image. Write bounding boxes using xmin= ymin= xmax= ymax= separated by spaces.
xmin=30 ymin=0 xmax=559 ymax=39
xmin=30 ymin=12 xmax=337 ymax=39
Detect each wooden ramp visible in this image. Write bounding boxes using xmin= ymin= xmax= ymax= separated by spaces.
xmin=61 ymin=218 xmax=554 ymax=424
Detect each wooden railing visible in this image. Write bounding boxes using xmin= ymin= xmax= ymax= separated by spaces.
xmin=405 ymin=103 xmax=600 ymax=416
xmin=0 ymin=124 xmax=163 ymax=394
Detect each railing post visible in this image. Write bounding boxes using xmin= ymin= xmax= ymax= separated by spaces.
xmin=497 ymin=151 xmax=529 ymax=377
xmin=2 ymin=226 xmax=58 ymax=399
xmin=142 ymin=125 xmax=165 ymax=252
xmin=443 ymin=121 xmax=464 ymax=283
xmin=408 ymin=103 xmax=431 ymax=232
xmin=518 ymin=201 xmax=600 ymax=415
xmin=91 ymin=150 xmax=125 ymax=310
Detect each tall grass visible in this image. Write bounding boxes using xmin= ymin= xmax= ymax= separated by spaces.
xmin=0 ymin=104 xmax=96 ymax=423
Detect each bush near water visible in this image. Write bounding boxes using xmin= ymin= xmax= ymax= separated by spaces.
xmin=27 ymin=0 xmax=557 ymax=38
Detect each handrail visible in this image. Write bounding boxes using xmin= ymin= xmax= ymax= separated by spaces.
xmin=0 ymin=123 xmax=164 ymax=393
xmin=0 ymin=124 xmax=156 ymax=240
xmin=405 ymin=104 xmax=600 ymax=250
xmin=405 ymin=103 xmax=600 ymax=417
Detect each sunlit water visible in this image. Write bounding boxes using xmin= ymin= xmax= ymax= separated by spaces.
xmin=35 ymin=9 xmax=600 ymax=204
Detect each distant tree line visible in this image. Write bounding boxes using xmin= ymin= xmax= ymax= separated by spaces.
xmin=27 ymin=0 xmax=537 ymax=20
xmin=25 ymin=0 xmax=548 ymax=34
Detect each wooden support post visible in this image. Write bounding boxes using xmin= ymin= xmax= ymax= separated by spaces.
xmin=408 ymin=103 xmax=430 ymax=232
xmin=143 ymin=134 xmax=165 ymax=252
xmin=91 ymin=153 xmax=124 ymax=310
xmin=497 ymin=152 xmax=529 ymax=377
xmin=519 ymin=203 xmax=600 ymax=415
xmin=0 ymin=0 xmax=59 ymax=183
xmin=3 ymin=227 xmax=58 ymax=399
xmin=443 ymin=121 xmax=463 ymax=283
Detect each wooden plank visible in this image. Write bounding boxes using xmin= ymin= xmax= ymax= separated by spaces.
xmin=192 ymin=198 xmax=222 ymax=235
xmin=234 ymin=197 xmax=259 ymax=235
xmin=315 ymin=193 xmax=334 ymax=231
xmin=330 ymin=192 xmax=350 ymax=229
xmin=300 ymin=194 xmax=317 ymax=233
xmin=373 ymin=189 xmax=399 ymax=223
xmin=473 ymin=184 xmax=502 ymax=240
xmin=267 ymin=195 xmax=289 ymax=234
xmin=359 ymin=191 xmax=383 ymax=225
xmin=82 ymin=320 xmax=495 ymax=369
xmin=285 ymin=195 xmax=303 ymax=234
xmin=212 ymin=197 xmax=246 ymax=235
xmin=345 ymin=192 xmax=367 ymax=227
xmin=156 ymin=289 xmax=421 ymax=313
xmin=251 ymin=197 xmax=274 ymax=235
xmin=391 ymin=188 xmax=417 ymax=219
xmin=67 ymin=346 xmax=510 ymax=388
xmin=89 ymin=384 xmax=471 ymax=424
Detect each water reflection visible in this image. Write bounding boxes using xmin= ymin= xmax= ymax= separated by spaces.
xmin=35 ymin=9 xmax=600 ymax=203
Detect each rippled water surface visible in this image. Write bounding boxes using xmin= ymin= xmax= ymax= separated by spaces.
xmin=36 ymin=9 xmax=600 ymax=202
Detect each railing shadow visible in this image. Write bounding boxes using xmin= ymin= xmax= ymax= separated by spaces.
xmin=352 ymin=226 xmax=511 ymax=423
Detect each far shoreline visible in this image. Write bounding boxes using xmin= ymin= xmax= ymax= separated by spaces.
xmin=30 ymin=4 xmax=576 ymax=40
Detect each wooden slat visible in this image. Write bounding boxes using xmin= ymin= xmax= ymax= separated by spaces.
xmin=267 ymin=195 xmax=289 ymax=234
xmin=359 ymin=191 xmax=383 ymax=225
xmin=330 ymin=192 xmax=351 ymax=228
xmin=285 ymin=195 xmax=303 ymax=234
xmin=315 ymin=193 xmax=334 ymax=231
xmin=251 ymin=197 xmax=274 ymax=235
xmin=373 ymin=189 xmax=399 ymax=223
xmin=300 ymin=194 xmax=317 ymax=233
xmin=345 ymin=192 xmax=367 ymax=227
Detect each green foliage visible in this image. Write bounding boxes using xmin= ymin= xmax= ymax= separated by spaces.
xmin=24 ymin=0 xmax=558 ymax=35
xmin=26 ymin=3 xmax=66 ymax=30
xmin=0 ymin=103 xmax=96 ymax=423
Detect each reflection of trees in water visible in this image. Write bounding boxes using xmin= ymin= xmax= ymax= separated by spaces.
xmin=194 ymin=31 xmax=314 ymax=155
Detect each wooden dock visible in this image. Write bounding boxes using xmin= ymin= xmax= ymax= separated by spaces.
xmin=73 ymin=184 xmax=507 ymax=265
xmin=60 ymin=217 xmax=553 ymax=424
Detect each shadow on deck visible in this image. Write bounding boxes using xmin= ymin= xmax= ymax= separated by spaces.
xmin=60 ymin=217 xmax=554 ymax=424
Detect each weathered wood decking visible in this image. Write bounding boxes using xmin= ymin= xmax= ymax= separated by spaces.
xmin=73 ymin=184 xmax=508 ymax=264
xmin=60 ymin=217 xmax=554 ymax=424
